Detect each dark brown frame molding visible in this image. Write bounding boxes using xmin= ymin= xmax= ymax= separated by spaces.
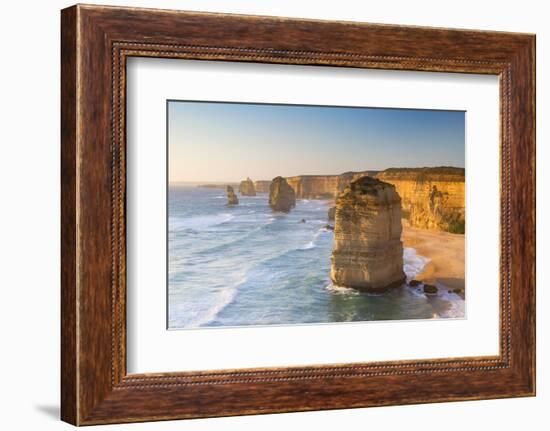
xmin=61 ymin=4 xmax=536 ymax=425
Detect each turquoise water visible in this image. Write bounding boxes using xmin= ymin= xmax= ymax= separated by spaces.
xmin=168 ymin=186 xmax=464 ymax=329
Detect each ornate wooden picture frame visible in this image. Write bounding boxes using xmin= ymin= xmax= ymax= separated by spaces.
xmin=61 ymin=4 xmax=535 ymax=425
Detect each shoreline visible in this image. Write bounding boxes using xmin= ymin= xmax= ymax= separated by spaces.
xmin=402 ymin=220 xmax=465 ymax=296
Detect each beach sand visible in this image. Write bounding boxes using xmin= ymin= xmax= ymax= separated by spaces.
xmin=401 ymin=220 xmax=465 ymax=295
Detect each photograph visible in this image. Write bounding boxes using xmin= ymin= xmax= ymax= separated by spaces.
xmin=167 ymin=101 xmax=466 ymax=329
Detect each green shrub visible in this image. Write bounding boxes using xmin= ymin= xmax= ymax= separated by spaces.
xmin=447 ymin=219 xmax=465 ymax=234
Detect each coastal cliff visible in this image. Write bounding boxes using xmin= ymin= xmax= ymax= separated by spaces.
xmin=376 ymin=167 xmax=465 ymax=233
xmin=239 ymin=177 xmax=256 ymax=196
xmin=269 ymin=177 xmax=296 ymax=212
xmin=330 ymin=177 xmax=405 ymax=291
xmin=285 ymin=170 xmax=378 ymax=199
xmin=283 ymin=167 xmax=464 ymax=233
xmin=254 ymin=180 xmax=271 ymax=193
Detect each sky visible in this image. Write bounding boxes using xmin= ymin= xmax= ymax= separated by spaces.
xmin=168 ymin=100 xmax=465 ymax=183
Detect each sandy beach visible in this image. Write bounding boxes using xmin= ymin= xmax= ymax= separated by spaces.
xmin=402 ymin=220 xmax=465 ymax=295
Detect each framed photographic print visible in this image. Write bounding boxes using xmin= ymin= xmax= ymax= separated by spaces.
xmin=61 ymin=4 xmax=536 ymax=425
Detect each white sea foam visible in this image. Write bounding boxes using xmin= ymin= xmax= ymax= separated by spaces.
xmin=169 ymin=213 xmax=234 ymax=231
xmin=300 ymin=241 xmax=316 ymax=250
xmin=173 ymin=274 xmax=246 ymax=328
xmin=324 ymin=284 xmax=360 ymax=295
xmin=299 ymin=227 xmax=332 ymax=250
xmin=434 ymin=290 xmax=466 ymax=318
xmin=403 ymin=247 xmax=430 ymax=280
xmin=409 ymin=287 xmax=427 ymax=298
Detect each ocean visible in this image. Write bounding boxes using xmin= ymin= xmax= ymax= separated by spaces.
xmin=168 ymin=186 xmax=464 ymax=329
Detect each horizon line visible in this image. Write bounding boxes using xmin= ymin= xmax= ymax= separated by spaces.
xmin=169 ymin=165 xmax=465 ymax=185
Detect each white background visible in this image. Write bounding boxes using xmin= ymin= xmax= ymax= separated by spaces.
xmin=0 ymin=0 xmax=547 ymax=430
xmin=127 ymin=59 xmax=500 ymax=373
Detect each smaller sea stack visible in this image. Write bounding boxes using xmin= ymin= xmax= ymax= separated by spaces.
xmin=328 ymin=206 xmax=336 ymax=221
xmin=239 ymin=177 xmax=256 ymax=196
xmin=269 ymin=176 xmax=296 ymax=212
xmin=330 ymin=176 xmax=405 ymax=291
xmin=226 ymin=185 xmax=239 ymax=205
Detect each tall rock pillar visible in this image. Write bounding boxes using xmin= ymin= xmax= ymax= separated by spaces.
xmin=239 ymin=177 xmax=256 ymax=196
xmin=330 ymin=176 xmax=405 ymax=291
xmin=226 ymin=185 xmax=239 ymax=205
xmin=269 ymin=176 xmax=296 ymax=212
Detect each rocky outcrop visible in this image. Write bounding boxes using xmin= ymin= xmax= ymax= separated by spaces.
xmin=376 ymin=167 xmax=465 ymax=233
xmin=285 ymin=175 xmax=339 ymax=199
xmin=280 ymin=168 xmax=464 ymax=232
xmin=226 ymin=185 xmax=239 ymax=205
xmin=254 ymin=180 xmax=271 ymax=193
xmin=238 ymin=177 xmax=256 ymax=196
xmin=330 ymin=177 xmax=405 ymax=291
xmin=285 ymin=171 xmax=378 ymax=199
xmin=269 ymin=176 xmax=296 ymax=212
xmin=328 ymin=206 xmax=336 ymax=221
xmin=408 ymin=185 xmax=464 ymax=232
xmin=423 ymin=284 xmax=438 ymax=295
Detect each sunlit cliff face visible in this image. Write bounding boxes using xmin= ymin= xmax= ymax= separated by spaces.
xmin=330 ymin=176 xmax=405 ymax=291
xmin=281 ymin=167 xmax=464 ymax=233
xmin=376 ymin=168 xmax=465 ymax=233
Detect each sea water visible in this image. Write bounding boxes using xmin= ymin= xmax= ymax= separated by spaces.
xmin=168 ymin=186 xmax=465 ymax=329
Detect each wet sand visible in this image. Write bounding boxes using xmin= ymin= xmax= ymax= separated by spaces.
xmin=401 ymin=220 xmax=465 ymax=294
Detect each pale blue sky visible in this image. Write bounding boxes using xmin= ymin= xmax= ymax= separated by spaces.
xmin=168 ymin=101 xmax=465 ymax=183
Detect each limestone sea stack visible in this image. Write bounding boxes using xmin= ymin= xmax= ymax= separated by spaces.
xmin=226 ymin=185 xmax=239 ymax=205
xmin=269 ymin=176 xmax=296 ymax=212
xmin=239 ymin=177 xmax=256 ymax=196
xmin=330 ymin=177 xmax=405 ymax=291
xmin=328 ymin=206 xmax=336 ymax=221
